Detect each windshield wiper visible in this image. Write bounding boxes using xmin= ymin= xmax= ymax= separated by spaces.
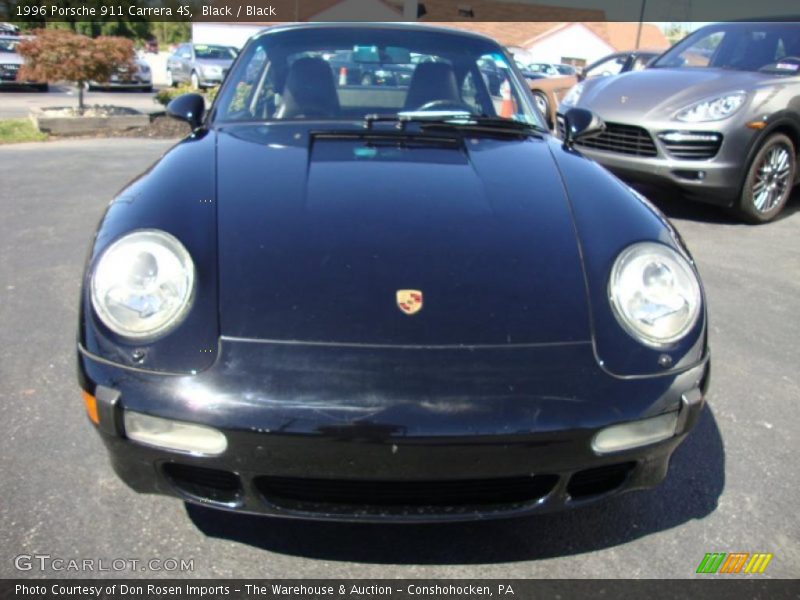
xmin=364 ymin=112 xmax=546 ymax=137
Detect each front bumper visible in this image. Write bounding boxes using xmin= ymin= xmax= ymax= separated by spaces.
xmin=198 ymin=72 xmax=224 ymax=87
xmin=556 ymin=112 xmax=759 ymax=206
xmin=573 ymin=146 xmax=741 ymax=205
xmin=79 ymin=338 xmax=709 ymax=522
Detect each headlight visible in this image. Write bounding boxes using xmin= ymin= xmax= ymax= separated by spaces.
xmin=560 ymin=82 xmax=584 ymax=107
xmin=91 ymin=230 xmax=195 ymax=339
xmin=608 ymin=242 xmax=701 ymax=347
xmin=675 ymin=92 xmax=746 ymax=122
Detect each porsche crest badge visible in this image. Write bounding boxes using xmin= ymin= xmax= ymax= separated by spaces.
xmin=396 ymin=290 xmax=423 ymax=315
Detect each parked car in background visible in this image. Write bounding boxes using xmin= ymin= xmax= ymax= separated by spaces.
xmin=0 ymin=34 xmax=47 ymax=91
xmin=554 ymin=63 xmax=578 ymax=76
xmin=526 ymin=71 xmax=578 ymax=129
xmin=526 ymin=62 xmax=561 ymax=77
xmin=78 ymin=23 xmax=709 ymax=522
xmin=143 ymin=38 xmax=159 ymax=54
xmin=87 ymin=53 xmax=152 ymax=92
xmin=515 ymin=60 xmax=544 ymax=82
xmin=166 ymin=43 xmax=237 ymax=89
xmin=559 ymin=21 xmax=800 ymax=222
xmin=578 ymin=50 xmax=661 ymax=81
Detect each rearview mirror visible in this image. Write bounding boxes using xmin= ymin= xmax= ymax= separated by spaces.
xmin=167 ymin=93 xmax=205 ymax=130
xmin=562 ymin=108 xmax=605 ymax=149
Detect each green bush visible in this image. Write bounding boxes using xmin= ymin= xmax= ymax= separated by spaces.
xmin=154 ymin=84 xmax=193 ymax=106
xmin=154 ymin=85 xmax=218 ymax=107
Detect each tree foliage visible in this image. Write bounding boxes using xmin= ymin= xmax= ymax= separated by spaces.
xmin=17 ymin=29 xmax=135 ymax=110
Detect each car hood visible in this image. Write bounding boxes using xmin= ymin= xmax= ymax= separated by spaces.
xmin=578 ymin=67 xmax=779 ymax=119
xmin=215 ymin=125 xmax=590 ymax=345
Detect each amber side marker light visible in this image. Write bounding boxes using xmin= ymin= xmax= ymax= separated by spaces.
xmin=81 ymin=390 xmax=99 ymax=425
xmin=746 ymin=121 xmax=767 ymax=130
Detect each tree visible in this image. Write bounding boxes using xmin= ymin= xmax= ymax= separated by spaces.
xmin=16 ymin=29 xmax=135 ymax=112
xmin=664 ymin=23 xmax=689 ymax=45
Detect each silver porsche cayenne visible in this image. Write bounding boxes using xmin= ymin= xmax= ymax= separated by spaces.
xmin=558 ymin=21 xmax=800 ymax=222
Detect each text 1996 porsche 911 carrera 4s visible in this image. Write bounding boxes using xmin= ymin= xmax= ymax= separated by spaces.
xmin=78 ymin=23 xmax=710 ymax=522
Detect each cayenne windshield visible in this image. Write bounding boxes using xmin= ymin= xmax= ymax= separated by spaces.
xmin=212 ymin=26 xmax=543 ymax=127
xmin=653 ymin=22 xmax=800 ymax=72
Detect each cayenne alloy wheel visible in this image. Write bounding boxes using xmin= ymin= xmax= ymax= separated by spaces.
xmin=739 ymin=133 xmax=796 ymax=223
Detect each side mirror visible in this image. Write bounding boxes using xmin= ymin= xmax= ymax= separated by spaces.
xmin=576 ymin=69 xmax=586 ymax=82
xmin=562 ymin=108 xmax=605 ymax=149
xmin=167 ymin=93 xmax=205 ymax=129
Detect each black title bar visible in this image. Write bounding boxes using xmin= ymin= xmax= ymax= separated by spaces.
xmin=3 ymin=0 xmax=800 ymax=23
xmin=2 ymin=579 xmax=798 ymax=600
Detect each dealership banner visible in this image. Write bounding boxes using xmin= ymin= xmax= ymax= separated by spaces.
xmin=3 ymin=0 xmax=800 ymax=23
xmin=1 ymin=580 xmax=798 ymax=600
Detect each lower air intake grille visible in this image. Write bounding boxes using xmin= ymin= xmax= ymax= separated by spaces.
xmin=163 ymin=463 xmax=242 ymax=504
xmin=576 ymin=122 xmax=658 ymax=157
xmin=255 ymin=475 xmax=559 ymax=511
xmin=567 ymin=462 xmax=635 ymax=498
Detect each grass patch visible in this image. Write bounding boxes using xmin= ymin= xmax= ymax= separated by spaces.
xmin=0 ymin=119 xmax=48 ymax=144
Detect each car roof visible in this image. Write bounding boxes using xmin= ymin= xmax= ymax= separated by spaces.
xmin=251 ymin=21 xmax=500 ymax=45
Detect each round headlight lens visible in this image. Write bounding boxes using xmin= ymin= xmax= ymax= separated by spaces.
xmin=91 ymin=230 xmax=195 ymax=339
xmin=608 ymin=242 xmax=701 ymax=347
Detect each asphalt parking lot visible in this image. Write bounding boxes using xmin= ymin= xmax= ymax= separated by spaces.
xmin=0 ymin=85 xmax=164 ymax=120
xmin=0 ymin=138 xmax=798 ymax=579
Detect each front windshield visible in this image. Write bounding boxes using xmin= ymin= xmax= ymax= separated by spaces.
xmin=194 ymin=45 xmax=237 ymax=60
xmin=653 ymin=22 xmax=800 ymax=72
xmin=212 ymin=26 xmax=542 ymax=127
xmin=0 ymin=38 xmax=18 ymax=53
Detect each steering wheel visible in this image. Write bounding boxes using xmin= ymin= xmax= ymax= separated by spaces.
xmin=416 ymin=99 xmax=474 ymax=113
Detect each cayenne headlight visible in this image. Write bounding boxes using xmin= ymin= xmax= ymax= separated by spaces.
xmin=91 ymin=230 xmax=195 ymax=339
xmin=675 ymin=92 xmax=746 ymax=122
xmin=560 ymin=82 xmax=584 ymax=107
xmin=608 ymin=242 xmax=701 ymax=347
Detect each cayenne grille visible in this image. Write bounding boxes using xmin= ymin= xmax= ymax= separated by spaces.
xmin=575 ymin=122 xmax=658 ymax=157
xmin=658 ymin=131 xmax=722 ymax=160
xmin=254 ymin=475 xmax=559 ymax=511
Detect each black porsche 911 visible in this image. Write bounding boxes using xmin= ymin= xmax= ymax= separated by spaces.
xmin=78 ymin=23 xmax=710 ymax=522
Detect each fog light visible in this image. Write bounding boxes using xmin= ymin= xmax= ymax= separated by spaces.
xmin=123 ymin=411 xmax=227 ymax=456
xmin=592 ymin=412 xmax=678 ymax=454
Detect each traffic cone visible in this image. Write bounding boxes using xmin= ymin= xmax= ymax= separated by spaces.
xmin=338 ymin=67 xmax=347 ymax=86
xmin=499 ymin=79 xmax=515 ymax=118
